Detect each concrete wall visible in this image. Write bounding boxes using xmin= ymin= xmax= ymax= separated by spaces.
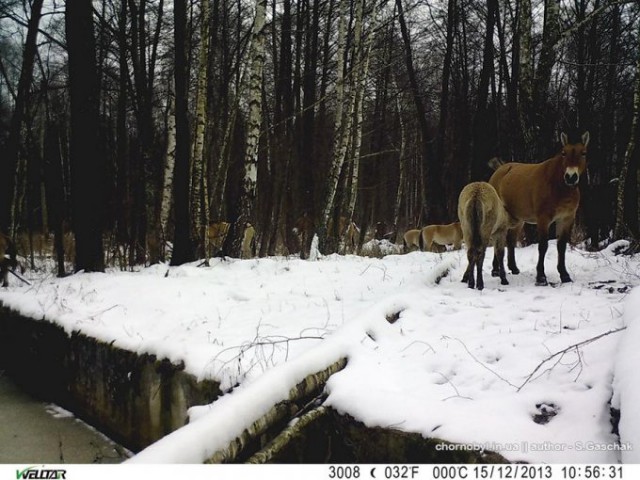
xmin=0 ymin=306 xmax=221 ymax=452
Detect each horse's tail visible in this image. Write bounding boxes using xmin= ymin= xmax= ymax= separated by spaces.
xmin=488 ymin=157 xmax=504 ymax=172
xmin=418 ymin=228 xmax=424 ymax=251
xmin=467 ymin=196 xmax=483 ymax=252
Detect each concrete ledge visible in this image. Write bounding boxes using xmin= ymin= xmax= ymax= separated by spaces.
xmin=0 ymin=305 xmax=221 ymax=452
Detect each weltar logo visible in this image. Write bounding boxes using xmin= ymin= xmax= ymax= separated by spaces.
xmin=16 ymin=467 xmax=67 ymax=479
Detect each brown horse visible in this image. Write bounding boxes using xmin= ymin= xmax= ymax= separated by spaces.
xmin=403 ymin=229 xmax=421 ymax=252
xmin=458 ymin=182 xmax=509 ymax=290
xmin=207 ymin=222 xmax=230 ymax=257
xmin=419 ymin=222 xmax=463 ymax=252
xmin=489 ymin=131 xmax=589 ymax=286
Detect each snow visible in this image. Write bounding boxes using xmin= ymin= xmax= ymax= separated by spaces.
xmin=1 ymin=240 xmax=639 ymax=464
xmin=612 ymin=285 xmax=640 ymax=463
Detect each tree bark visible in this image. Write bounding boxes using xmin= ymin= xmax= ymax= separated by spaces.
xmin=230 ymin=0 xmax=267 ymax=258
xmin=205 ymin=358 xmax=346 ymax=463
xmin=517 ymin=0 xmax=534 ymax=160
xmin=192 ymin=0 xmax=212 ymax=260
xmin=396 ymin=0 xmax=442 ymax=223
xmin=66 ymin=0 xmax=105 ymax=272
xmin=614 ymin=21 xmax=640 ymax=240
xmin=170 ymin=0 xmax=195 ymax=266
xmin=1 ymin=0 xmax=44 ymax=235
xmin=160 ymin=81 xmax=177 ymax=254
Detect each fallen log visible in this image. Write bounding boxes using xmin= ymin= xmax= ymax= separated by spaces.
xmin=205 ymin=357 xmax=347 ymax=463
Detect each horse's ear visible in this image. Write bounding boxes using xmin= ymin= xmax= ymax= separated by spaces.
xmin=581 ymin=131 xmax=590 ymax=147
xmin=560 ymin=132 xmax=568 ymax=146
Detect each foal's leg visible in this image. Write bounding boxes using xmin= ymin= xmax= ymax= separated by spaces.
xmin=475 ymin=249 xmax=486 ymax=290
xmin=463 ymin=248 xmax=476 ymax=289
xmin=556 ymin=218 xmax=574 ymax=283
xmin=535 ymin=220 xmax=551 ymax=286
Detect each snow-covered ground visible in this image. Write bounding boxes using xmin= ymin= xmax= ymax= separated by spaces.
xmin=1 ymin=241 xmax=639 ymax=464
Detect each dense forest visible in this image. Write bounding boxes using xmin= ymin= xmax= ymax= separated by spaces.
xmin=0 ymin=0 xmax=639 ymax=272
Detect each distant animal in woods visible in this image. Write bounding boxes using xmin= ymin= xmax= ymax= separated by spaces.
xmin=403 ymin=229 xmax=421 ymax=252
xmin=17 ymin=230 xmax=48 ymax=258
xmin=0 ymin=232 xmax=18 ymax=287
xmin=207 ymin=221 xmax=257 ymax=258
xmin=489 ymin=131 xmax=589 ymax=285
xmin=419 ymin=222 xmax=463 ymax=252
xmin=241 ymin=223 xmax=256 ymax=259
xmin=207 ymin=222 xmax=230 ymax=257
xmin=458 ymin=182 xmax=509 ymax=290
xmin=293 ymin=214 xmax=360 ymax=255
xmin=344 ymin=221 xmax=360 ymax=253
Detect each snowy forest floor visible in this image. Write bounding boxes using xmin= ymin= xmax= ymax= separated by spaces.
xmin=1 ymin=240 xmax=639 ymax=464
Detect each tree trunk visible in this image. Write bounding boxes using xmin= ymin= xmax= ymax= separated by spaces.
xmin=66 ymin=0 xmax=105 ymax=272
xmin=205 ymin=358 xmax=346 ymax=463
xmin=517 ymin=0 xmax=534 ymax=160
xmin=396 ymin=0 xmax=442 ymax=223
xmin=393 ymin=83 xmax=407 ymax=229
xmin=614 ymin=22 xmax=640 ymax=239
xmin=230 ymin=0 xmax=267 ymax=258
xmin=160 ymin=81 xmax=177 ymax=255
xmin=171 ymin=0 xmax=195 ymax=266
xmin=1 ymin=0 xmax=44 ymax=235
xmin=192 ymin=0 xmax=212 ymax=260
xmin=115 ymin=0 xmax=131 ymax=259
xmin=471 ymin=0 xmax=497 ymax=180
xmin=318 ymin=0 xmax=348 ymax=254
xmin=344 ymin=0 xmax=378 ymax=236
xmin=43 ymin=121 xmax=67 ymax=277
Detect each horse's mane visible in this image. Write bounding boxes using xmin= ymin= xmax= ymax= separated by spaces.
xmin=488 ymin=157 xmax=505 ymax=171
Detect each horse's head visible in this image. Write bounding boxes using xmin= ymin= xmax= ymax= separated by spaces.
xmin=559 ymin=131 xmax=589 ymax=187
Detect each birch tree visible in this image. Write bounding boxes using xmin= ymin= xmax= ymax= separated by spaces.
xmin=160 ymin=81 xmax=176 ymax=256
xmin=192 ymin=0 xmax=211 ymax=259
xmin=230 ymin=0 xmax=267 ymax=258
xmin=343 ymin=0 xmax=379 ymax=240
xmin=317 ymin=0 xmax=348 ymax=254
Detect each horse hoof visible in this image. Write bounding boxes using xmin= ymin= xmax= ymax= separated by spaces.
xmin=561 ymin=275 xmax=573 ymax=283
xmin=510 ymin=267 xmax=520 ymax=275
xmin=491 ymin=269 xmax=499 ymax=277
xmin=535 ymin=279 xmax=548 ymax=286
xmin=477 ymin=284 xmax=484 ymax=291
xmin=501 ymin=278 xmax=509 ymax=285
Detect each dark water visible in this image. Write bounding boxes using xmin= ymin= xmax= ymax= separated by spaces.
xmin=0 ymin=374 xmax=129 ymax=464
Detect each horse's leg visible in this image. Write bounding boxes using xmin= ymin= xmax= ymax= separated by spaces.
xmin=556 ymin=218 xmax=574 ymax=283
xmin=494 ymin=234 xmax=509 ymax=285
xmin=476 ymin=248 xmax=485 ymax=290
xmin=495 ymin=225 xmax=518 ymax=276
xmin=507 ymin=224 xmax=521 ymax=274
xmin=463 ymin=248 xmax=475 ymax=289
xmin=535 ymin=220 xmax=550 ymax=286
xmin=491 ymin=252 xmax=499 ymax=277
